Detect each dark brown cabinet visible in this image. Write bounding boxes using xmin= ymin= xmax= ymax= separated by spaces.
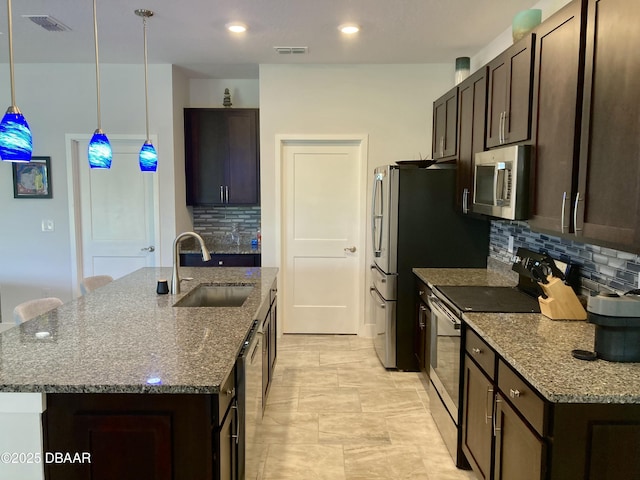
xmin=575 ymin=0 xmax=640 ymax=247
xmin=462 ymin=328 xmax=546 ymax=480
xmin=184 ymin=108 xmax=259 ymax=206
xmin=493 ymin=393 xmax=545 ymax=480
xmin=486 ymin=34 xmax=535 ymax=148
xmin=432 ymin=87 xmax=458 ymax=159
xmin=462 ymin=324 xmax=640 ymax=479
xmin=462 ymin=328 xmax=496 ymax=480
xmin=528 ymin=0 xmax=586 ymax=234
xmin=462 ymin=357 xmax=493 ymax=480
xmin=456 ymin=66 xmax=488 ymax=213
xmin=44 ymin=376 xmax=238 ymax=480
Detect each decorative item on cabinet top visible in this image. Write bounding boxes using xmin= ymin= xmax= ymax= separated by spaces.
xmin=454 ymin=57 xmax=470 ymax=85
xmin=512 ymin=9 xmax=542 ymax=43
xmin=223 ymin=88 xmax=232 ymax=107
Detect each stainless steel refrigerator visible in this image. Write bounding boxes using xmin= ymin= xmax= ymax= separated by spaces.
xmin=369 ymin=164 xmax=489 ymax=370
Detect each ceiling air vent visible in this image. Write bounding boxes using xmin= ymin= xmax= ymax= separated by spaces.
xmin=274 ymin=46 xmax=308 ymax=55
xmin=22 ymin=15 xmax=71 ymax=32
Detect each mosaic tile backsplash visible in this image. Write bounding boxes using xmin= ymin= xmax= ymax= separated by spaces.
xmin=192 ymin=206 xmax=261 ymax=240
xmin=490 ymin=220 xmax=640 ymax=294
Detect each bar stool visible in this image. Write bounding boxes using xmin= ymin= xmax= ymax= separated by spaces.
xmin=80 ymin=275 xmax=114 ymax=295
xmin=13 ymin=297 xmax=63 ymax=324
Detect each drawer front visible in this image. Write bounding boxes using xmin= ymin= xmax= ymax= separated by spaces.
xmin=498 ymin=360 xmax=545 ymax=436
xmin=466 ymin=328 xmax=496 ymax=381
xmin=216 ymin=367 xmax=236 ymax=425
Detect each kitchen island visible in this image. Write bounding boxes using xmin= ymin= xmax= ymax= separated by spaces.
xmin=0 ymin=266 xmax=278 ymax=480
xmin=414 ymin=266 xmax=640 ymax=479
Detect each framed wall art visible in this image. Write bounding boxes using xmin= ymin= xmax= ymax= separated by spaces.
xmin=12 ymin=156 xmax=52 ymax=199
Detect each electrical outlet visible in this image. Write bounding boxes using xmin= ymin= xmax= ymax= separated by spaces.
xmin=508 ymin=235 xmax=515 ymax=254
xmin=41 ymin=219 xmax=54 ymax=232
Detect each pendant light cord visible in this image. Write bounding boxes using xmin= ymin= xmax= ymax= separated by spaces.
xmin=93 ymin=0 xmax=102 ymax=130
xmin=143 ymin=15 xmax=150 ymax=141
xmin=6 ymin=0 xmax=16 ymax=106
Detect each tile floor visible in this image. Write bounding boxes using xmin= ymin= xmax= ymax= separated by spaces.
xmin=256 ymin=334 xmax=477 ymax=480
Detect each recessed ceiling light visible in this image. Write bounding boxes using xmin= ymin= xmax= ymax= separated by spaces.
xmin=226 ymin=23 xmax=247 ymax=33
xmin=339 ymin=23 xmax=360 ymax=34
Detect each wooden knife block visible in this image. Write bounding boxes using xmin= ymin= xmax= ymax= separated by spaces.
xmin=538 ymin=276 xmax=587 ymax=321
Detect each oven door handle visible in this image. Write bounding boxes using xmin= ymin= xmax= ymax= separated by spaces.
xmin=428 ymin=295 xmax=461 ymax=330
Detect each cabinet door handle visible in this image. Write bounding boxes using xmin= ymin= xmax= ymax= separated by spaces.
xmin=220 ymin=185 xmax=224 ymax=203
xmin=493 ymin=396 xmax=502 ymax=435
xmin=419 ymin=305 xmax=427 ymax=311
xmin=462 ymin=188 xmax=469 ymax=214
xmin=561 ymin=191 xmax=568 ymax=234
xmin=472 ymin=347 xmax=481 ymax=355
xmin=509 ymin=388 xmax=521 ymax=398
xmin=231 ymin=401 xmax=239 ymax=445
xmin=440 ymin=137 xmax=444 ymax=157
xmin=573 ymin=191 xmax=582 ymax=235
xmin=225 ymin=185 xmax=229 ymax=203
xmin=502 ymin=111 xmax=508 ymax=143
xmin=499 ymin=112 xmax=504 ymax=144
xmin=485 ymin=387 xmax=494 ymax=424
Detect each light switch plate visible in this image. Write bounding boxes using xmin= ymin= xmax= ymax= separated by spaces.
xmin=41 ymin=219 xmax=54 ymax=232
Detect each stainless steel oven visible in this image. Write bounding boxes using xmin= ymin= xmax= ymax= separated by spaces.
xmin=427 ymin=292 xmax=466 ymax=467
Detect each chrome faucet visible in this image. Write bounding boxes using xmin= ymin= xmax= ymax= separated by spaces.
xmin=171 ymin=231 xmax=211 ymax=294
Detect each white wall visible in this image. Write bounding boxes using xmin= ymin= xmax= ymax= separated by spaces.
xmin=258 ymin=63 xmax=454 ymax=270
xmin=189 ymin=79 xmax=259 ymax=108
xmin=0 ymin=63 xmax=181 ymax=322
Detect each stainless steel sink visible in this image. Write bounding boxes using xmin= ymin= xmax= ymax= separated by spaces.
xmin=173 ymin=284 xmax=254 ymax=307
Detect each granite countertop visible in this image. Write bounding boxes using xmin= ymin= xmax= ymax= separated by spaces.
xmin=0 ymin=267 xmax=277 ymax=395
xmin=414 ymin=266 xmax=640 ymax=404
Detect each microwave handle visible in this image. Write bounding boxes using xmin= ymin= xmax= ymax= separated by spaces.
xmin=495 ymin=163 xmax=507 ymax=205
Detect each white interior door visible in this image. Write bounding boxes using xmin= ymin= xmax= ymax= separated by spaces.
xmin=282 ymin=139 xmax=366 ymax=334
xmin=76 ymin=138 xmax=158 ymax=280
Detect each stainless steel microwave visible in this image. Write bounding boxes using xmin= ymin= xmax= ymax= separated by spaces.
xmin=472 ymin=144 xmax=532 ymax=220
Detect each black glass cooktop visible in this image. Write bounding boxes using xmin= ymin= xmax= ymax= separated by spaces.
xmin=437 ymin=286 xmax=541 ymax=313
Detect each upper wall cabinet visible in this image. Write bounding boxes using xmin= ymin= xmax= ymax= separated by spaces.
xmin=456 ymin=66 xmax=488 ymax=213
xmin=486 ymin=34 xmax=535 ymax=148
xmin=184 ymin=108 xmax=260 ymax=206
xmin=575 ymin=0 xmax=640 ymax=247
xmin=528 ymin=0 xmax=586 ymax=234
xmin=432 ymin=87 xmax=458 ymax=160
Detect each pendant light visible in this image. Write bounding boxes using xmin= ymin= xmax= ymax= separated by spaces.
xmin=0 ymin=0 xmax=32 ymax=162
xmin=87 ymin=0 xmax=112 ymax=169
xmin=135 ymin=9 xmax=157 ymax=172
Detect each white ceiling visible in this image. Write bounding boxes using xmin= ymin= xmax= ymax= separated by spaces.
xmin=0 ymin=0 xmax=539 ymax=79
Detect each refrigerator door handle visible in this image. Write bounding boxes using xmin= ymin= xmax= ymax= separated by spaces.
xmin=371 ymin=175 xmax=384 ymax=257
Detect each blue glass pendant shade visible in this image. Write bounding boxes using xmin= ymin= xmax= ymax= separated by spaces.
xmin=139 ymin=141 xmax=157 ymax=171
xmin=88 ymin=129 xmax=112 ymax=169
xmin=0 ymin=108 xmax=32 ymax=162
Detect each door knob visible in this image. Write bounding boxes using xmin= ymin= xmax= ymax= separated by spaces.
xmin=344 ymin=246 xmax=356 ymax=253
xmin=141 ymin=246 xmax=155 ymax=252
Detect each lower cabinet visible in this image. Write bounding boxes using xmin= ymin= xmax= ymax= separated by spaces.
xmin=494 ymin=393 xmax=544 ymax=480
xmin=44 ymin=371 xmax=238 ymax=480
xmin=461 ymin=357 xmax=493 ymax=480
xmin=462 ymin=324 xmax=640 ymax=480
